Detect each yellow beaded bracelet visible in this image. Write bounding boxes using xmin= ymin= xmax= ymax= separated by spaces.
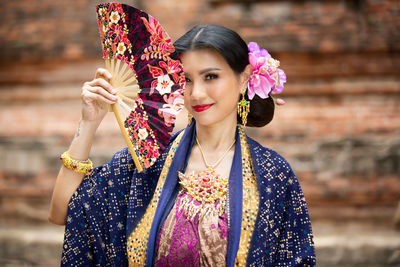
xmin=60 ymin=151 xmax=94 ymax=174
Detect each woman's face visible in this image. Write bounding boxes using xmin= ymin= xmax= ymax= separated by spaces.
xmin=181 ymin=48 xmax=248 ymax=127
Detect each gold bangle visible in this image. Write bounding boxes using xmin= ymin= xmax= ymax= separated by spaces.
xmin=60 ymin=151 xmax=94 ymax=174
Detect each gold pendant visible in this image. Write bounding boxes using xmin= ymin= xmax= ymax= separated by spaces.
xmin=178 ymin=167 xmax=228 ymax=219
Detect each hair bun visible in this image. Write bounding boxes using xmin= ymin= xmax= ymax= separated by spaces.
xmin=238 ymin=95 xmax=275 ymax=127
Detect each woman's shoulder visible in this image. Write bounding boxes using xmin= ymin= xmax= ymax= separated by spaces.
xmin=246 ymin=135 xmax=294 ymax=174
xmin=110 ymin=146 xmax=132 ymax=164
xmin=110 ymin=128 xmax=185 ymax=170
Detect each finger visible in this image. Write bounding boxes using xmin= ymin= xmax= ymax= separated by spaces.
xmin=95 ymin=68 xmax=112 ymax=81
xmin=86 ymin=86 xmax=118 ymax=102
xmin=276 ymin=98 xmax=286 ymax=106
xmin=83 ymin=83 xmax=117 ymax=102
xmin=89 ymin=78 xmax=117 ymax=95
xmin=83 ymin=90 xmax=117 ymax=105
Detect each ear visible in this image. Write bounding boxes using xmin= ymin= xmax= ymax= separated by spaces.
xmin=240 ymin=64 xmax=253 ymax=94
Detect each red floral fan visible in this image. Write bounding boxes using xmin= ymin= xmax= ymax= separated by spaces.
xmin=96 ymin=3 xmax=185 ymax=172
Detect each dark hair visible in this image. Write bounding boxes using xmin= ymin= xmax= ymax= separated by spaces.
xmin=174 ymin=24 xmax=274 ymax=127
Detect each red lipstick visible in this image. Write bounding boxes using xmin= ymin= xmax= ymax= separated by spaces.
xmin=192 ymin=104 xmax=213 ymax=112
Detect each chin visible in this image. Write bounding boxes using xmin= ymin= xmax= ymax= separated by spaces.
xmin=195 ymin=115 xmax=235 ymax=128
xmin=192 ymin=117 xmax=214 ymax=127
xmin=192 ymin=107 xmax=238 ymax=127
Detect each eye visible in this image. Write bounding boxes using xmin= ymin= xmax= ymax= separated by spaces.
xmin=185 ymin=77 xmax=192 ymax=83
xmin=205 ymin=73 xmax=218 ymax=80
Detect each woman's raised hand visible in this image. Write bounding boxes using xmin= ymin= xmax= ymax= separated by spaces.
xmin=81 ymin=68 xmax=118 ymax=123
xmin=49 ymin=67 xmax=119 ymax=226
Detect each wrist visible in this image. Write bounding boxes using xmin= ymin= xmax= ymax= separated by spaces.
xmin=80 ymin=117 xmax=102 ymax=128
xmin=67 ymin=119 xmax=98 ymax=161
xmin=78 ymin=118 xmax=102 ymax=137
xmin=60 ymin=151 xmax=94 ymax=175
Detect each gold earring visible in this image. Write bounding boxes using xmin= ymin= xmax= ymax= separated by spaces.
xmin=188 ymin=112 xmax=193 ymax=125
xmin=237 ymin=91 xmax=250 ymax=126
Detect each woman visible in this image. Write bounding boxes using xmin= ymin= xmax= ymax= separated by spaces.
xmin=49 ymin=24 xmax=316 ymax=266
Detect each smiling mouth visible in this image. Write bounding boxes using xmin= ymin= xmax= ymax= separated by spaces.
xmin=192 ymin=104 xmax=214 ymax=112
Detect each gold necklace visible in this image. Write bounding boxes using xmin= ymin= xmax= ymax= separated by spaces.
xmin=176 ymin=136 xmax=236 ymax=220
xmin=195 ymin=136 xmax=236 ymax=169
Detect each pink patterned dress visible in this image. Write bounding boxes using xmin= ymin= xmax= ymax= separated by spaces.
xmin=155 ymin=169 xmax=229 ymax=266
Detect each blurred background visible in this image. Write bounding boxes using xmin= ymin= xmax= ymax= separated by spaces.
xmin=0 ymin=0 xmax=399 ymax=266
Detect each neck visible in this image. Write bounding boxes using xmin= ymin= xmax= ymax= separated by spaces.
xmin=195 ymin=116 xmax=237 ymax=152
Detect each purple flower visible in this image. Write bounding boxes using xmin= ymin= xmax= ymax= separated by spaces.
xmin=248 ymin=42 xmax=259 ymax=53
xmin=247 ymin=53 xmax=275 ymax=99
xmin=273 ymin=69 xmax=287 ymax=94
xmin=248 ymin=42 xmax=271 ymax=58
xmin=247 ymin=42 xmax=286 ymax=99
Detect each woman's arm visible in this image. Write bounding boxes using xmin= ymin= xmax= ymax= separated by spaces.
xmin=48 ymin=68 xmax=117 ymax=225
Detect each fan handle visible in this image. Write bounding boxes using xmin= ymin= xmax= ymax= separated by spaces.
xmin=111 ymin=103 xmax=144 ymax=173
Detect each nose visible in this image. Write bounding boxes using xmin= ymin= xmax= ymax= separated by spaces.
xmin=190 ymin=81 xmax=205 ymax=101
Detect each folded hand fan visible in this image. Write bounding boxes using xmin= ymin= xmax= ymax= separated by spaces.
xmin=96 ymin=3 xmax=185 ymax=172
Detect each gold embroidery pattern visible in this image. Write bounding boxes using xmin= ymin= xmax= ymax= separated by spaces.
xmin=127 ymin=131 xmax=184 ymax=266
xmin=235 ymin=125 xmax=260 ymax=266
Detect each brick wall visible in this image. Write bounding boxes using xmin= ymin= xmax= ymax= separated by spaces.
xmin=2 ymin=0 xmax=398 ymax=61
xmin=0 ymin=0 xmax=399 ymax=224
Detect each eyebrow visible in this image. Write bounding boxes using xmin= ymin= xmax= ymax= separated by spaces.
xmin=199 ymin=67 xmax=221 ymax=75
xmin=184 ymin=67 xmax=222 ymax=77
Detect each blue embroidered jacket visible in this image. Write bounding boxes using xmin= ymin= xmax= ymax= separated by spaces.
xmin=61 ymin=124 xmax=316 ymax=266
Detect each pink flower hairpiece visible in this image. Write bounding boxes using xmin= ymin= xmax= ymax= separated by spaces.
xmin=247 ymin=42 xmax=286 ymax=100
